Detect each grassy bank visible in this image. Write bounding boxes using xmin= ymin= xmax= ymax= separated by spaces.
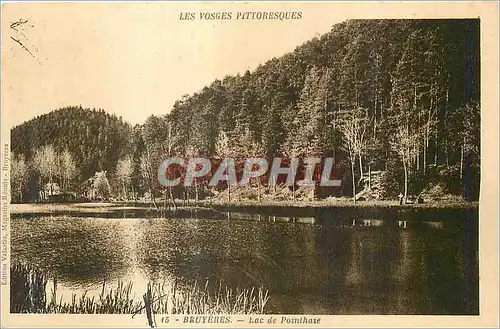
xmin=11 ymin=198 xmax=478 ymax=213
xmin=10 ymin=263 xmax=269 ymax=315
xmin=195 ymin=198 xmax=479 ymax=210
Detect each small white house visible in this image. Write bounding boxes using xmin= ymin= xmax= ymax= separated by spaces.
xmin=40 ymin=182 xmax=63 ymax=201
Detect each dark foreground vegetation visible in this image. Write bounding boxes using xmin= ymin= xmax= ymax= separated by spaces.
xmin=10 ymin=263 xmax=269 ymax=315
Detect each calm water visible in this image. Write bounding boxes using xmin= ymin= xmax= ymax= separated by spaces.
xmin=11 ymin=212 xmax=479 ymax=315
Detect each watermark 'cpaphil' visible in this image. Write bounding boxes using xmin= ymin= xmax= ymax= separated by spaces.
xmin=157 ymin=157 xmax=342 ymax=187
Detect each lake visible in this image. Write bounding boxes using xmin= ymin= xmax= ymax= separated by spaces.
xmin=10 ymin=210 xmax=479 ymax=315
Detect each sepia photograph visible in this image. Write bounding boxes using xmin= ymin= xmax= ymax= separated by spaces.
xmin=1 ymin=1 xmax=498 ymax=328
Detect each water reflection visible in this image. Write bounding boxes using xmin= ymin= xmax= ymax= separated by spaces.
xmin=392 ymin=230 xmax=414 ymax=314
xmin=11 ymin=213 xmax=478 ymax=315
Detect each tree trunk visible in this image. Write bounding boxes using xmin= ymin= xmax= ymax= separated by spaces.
xmin=169 ymin=187 xmax=177 ymax=211
xmin=434 ymin=133 xmax=438 ymax=165
xmin=256 ymin=178 xmax=261 ymax=202
xmin=18 ymin=183 xmax=22 ymax=203
xmin=122 ymin=180 xmax=127 ymax=200
xmin=131 ymin=180 xmax=136 ymax=202
xmin=194 ymin=181 xmax=199 ymax=201
xmin=105 ymin=178 xmax=111 ymax=200
xmin=445 ymin=144 xmax=450 ymax=168
xmin=227 ymin=183 xmax=231 ymax=203
xmin=164 ymin=190 xmax=168 ymax=210
xmin=368 ymin=164 xmax=371 ymax=190
xmin=416 ymin=150 xmax=420 ymax=171
xmin=351 ymin=161 xmax=356 ymax=204
xmin=460 ymin=144 xmax=464 ymax=180
xmin=39 ymin=177 xmax=43 ymax=201
xmin=358 ymin=155 xmax=364 ymax=184
xmin=49 ymin=174 xmax=53 ymax=198
xmin=403 ymin=161 xmax=408 ymax=203
xmin=423 ymin=138 xmax=427 ymax=176
xmin=373 ymin=86 xmax=378 ymax=135
xmin=150 ymin=186 xmax=158 ymax=209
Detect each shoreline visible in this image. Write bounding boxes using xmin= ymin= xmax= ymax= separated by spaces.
xmin=10 ymin=198 xmax=479 ymax=213
xmin=9 ymin=200 xmax=479 ymax=223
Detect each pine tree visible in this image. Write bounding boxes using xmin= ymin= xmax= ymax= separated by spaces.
xmin=285 ymin=66 xmax=330 ymax=157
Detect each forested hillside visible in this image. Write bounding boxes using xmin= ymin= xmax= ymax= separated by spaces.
xmin=11 ymin=19 xmax=480 ymax=203
xmin=11 ymin=107 xmax=133 ymax=180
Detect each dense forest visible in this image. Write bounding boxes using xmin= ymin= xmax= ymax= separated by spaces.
xmin=10 ymin=19 xmax=480 ymax=204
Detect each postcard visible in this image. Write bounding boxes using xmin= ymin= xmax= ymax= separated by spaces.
xmin=1 ymin=1 xmax=498 ymax=328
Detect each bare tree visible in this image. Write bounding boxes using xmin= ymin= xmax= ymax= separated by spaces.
xmin=239 ymin=127 xmax=265 ymax=201
xmin=141 ymin=118 xmax=181 ymax=209
xmin=33 ymin=145 xmax=58 ymax=199
xmin=11 ymin=154 xmax=28 ymax=203
xmin=390 ymin=124 xmax=420 ymax=202
xmin=116 ymin=157 xmax=133 ymax=200
xmin=59 ymin=149 xmax=77 ymax=190
xmin=185 ymin=145 xmax=200 ymax=202
xmin=339 ymin=108 xmax=368 ymax=204
xmin=215 ymin=131 xmax=233 ymax=202
xmin=459 ymin=102 xmax=480 ymax=181
xmin=162 ymin=121 xmax=181 ymax=210
xmin=93 ymin=171 xmax=111 ymax=200
xmin=163 ymin=122 xmax=180 ymax=156
xmin=140 ymin=151 xmax=157 ymax=208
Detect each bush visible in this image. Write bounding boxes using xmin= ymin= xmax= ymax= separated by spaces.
xmin=378 ymin=168 xmax=403 ymax=199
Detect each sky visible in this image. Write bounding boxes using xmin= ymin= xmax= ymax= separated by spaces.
xmin=2 ymin=2 xmax=345 ymax=128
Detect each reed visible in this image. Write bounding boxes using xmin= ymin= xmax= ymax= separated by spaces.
xmin=10 ymin=263 xmax=270 ymax=315
xmin=10 ymin=263 xmax=47 ymax=313
xmin=46 ymin=281 xmax=142 ymax=314
xmin=148 ymin=280 xmax=269 ymax=315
